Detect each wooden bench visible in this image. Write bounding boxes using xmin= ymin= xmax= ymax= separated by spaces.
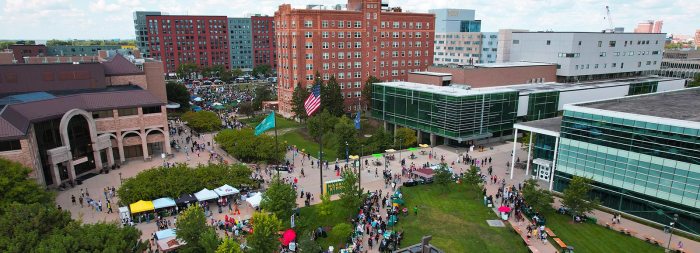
xmin=513 ymin=226 xmax=532 ymax=246
xmin=643 ymin=235 xmax=663 ymax=246
xmin=620 ymin=228 xmax=637 ymax=236
xmin=527 ymin=245 xmax=540 ymax=253
xmin=672 ymin=247 xmax=686 ymax=253
xmin=553 ymin=238 xmax=567 ymax=249
xmin=545 ymin=227 xmax=556 ymax=237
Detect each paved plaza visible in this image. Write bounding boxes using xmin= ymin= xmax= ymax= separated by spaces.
xmin=55 ymin=133 xmax=699 ymax=253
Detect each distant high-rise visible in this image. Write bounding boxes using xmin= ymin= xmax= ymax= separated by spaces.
xmin=430 ymin=9 xmax=489 ymax=65
xmin=634 ymin=20 xmax=663 ymax=33
xmin=133 ymin=11 xmax=162 ymax=57
xmin=251 ymin=15 xmax=277 ymax=69
xmin=430 ymin=9 xmax=479 ymax=33
xmin=228 ymin=18 xmax=253 ymax=70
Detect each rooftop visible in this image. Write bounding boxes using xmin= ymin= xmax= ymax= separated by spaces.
xmin=577 ymin=87 xmax=700 ymax=122
xmin=376 ymin=81 xmax=515 ymax=96
xmin=514 ymin=117 xmax=562 ymax=136
xmin=411 ymin=71 xmax=452 ymax=77
xmin=473 ymin=62 xmax=555 ymax=68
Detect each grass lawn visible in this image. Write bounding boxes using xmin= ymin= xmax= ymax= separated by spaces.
xmin=544 ymin=211 xmax=663 ymax=253
xmin=280 ymin=129 xmax=339 ymax=161
xmin=296 ymin=200 xmax=356 ymax=249
xmin=395 ymin=184 xmax=528 ymax=253
xmin=241 ymin=114 xmax=299 ymax=129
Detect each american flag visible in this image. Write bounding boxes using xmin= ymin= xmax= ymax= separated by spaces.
xmin=304 ymin=85 xmax=321 ymax=116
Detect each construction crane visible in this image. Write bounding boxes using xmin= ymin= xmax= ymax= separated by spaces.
xmin=604 ymin=5 xmax=614 ymax=31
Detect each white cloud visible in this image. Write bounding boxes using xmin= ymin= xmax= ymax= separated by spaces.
xmin=0 ymin=0 xmax=697 ymax=40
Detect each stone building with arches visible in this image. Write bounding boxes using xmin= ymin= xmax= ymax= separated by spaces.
xmin=0 ymin=54 xmax=170 ymax=188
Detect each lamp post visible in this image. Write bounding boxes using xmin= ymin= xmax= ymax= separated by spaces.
xmin=665 ymin=213 xmax=679 ymax=252
xmin=118 ymin=172 xmax=123 ymax=185
xmin=398 ymin=137 xmax=404 ymax=161
xmin=161 ymin=153 xmax=167 ymax=167
xmin=345 ymin=141 xmax=349 ymax=165
xmin=359 ymin=134 xmax=371 ymax=190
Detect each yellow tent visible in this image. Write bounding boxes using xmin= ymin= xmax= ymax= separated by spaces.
xmin=130 ymin=200 xmax=155 ymax=213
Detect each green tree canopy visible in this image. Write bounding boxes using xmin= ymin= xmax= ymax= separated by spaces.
xmin=166 ymin=81 xmax=191 ymax=111
xmin=362 ymin=76 xmax=380 ymax=111
xmin=339 ymin=170 xmax=363 ymax=209
xmin=0 ymin=159 xmax=53 ymax=207
xmin=215 ymin=128 xmax=285 ymax=164
xmin=35 ymin=222 xmax=143 ymax=253
xmin=433 ymin=163 xmax=453 ymax=190
xmin=260 ymin=176 xmax=298 ymax=222
xmin=462 ymin=165 xmax=482 ymax=194
xmin=177 ymin=63 xmax=200 ymax=79
xmin=117 ymin=163 xmax=254 ymax=204
xmin=176 ymin=205 xmax=209 ymax=251
xmin=247 ymin=211 xmax=282 ymax=253
xmin=306 ymin=110 xmax=338 ymax=142
xmin=562 ymin=176 xmax=600 ymax=220
xmin=334 ymin=116 xmax=358 ymax=159
xmin=394 ymin=127 xmax=417 ymax=149
xmin=321 ymin=75 xmax=345 ymax=117
xmin=252 ymin=64 xmax=273 ymax=78
xmin=522 ymin=179 xmax=553 ymax=213
xmin=688 ymin=73 xmax=700 ymax=88
xmin=0 ymin=203 xmax=72 ymax=253
xmin=290 ymin=83 xmax=310 ymax=121
xmin=252 ymin=86 xmax=273 ymax=111
xmin=182 ymin=111 xmax=221 ymax=132
xmin=216 ymin=237 xmax=243 ymax=253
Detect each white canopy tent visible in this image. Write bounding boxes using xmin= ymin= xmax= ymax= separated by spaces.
xmin=194 ymin=188 xmax=219 ymax=201
xmin=213 ymin=184 xmax=240 ymax=197
xmin=246 ymin=192 xmax=263 ymax=208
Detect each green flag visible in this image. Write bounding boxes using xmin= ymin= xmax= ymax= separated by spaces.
xmin=254 ymin=112 xmax=276 ymax=136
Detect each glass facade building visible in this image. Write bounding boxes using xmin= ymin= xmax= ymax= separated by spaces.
xmin=460 ymin=20 xmax=481 ymax=32
xmin=371 ymin=82 xmax=518 ymax=142
xmin=554 ymin=104 xmax=700 ymax=235
xmin=527 ymin=91 xmax=560 ymax=121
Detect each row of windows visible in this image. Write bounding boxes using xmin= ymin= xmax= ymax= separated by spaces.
xmin=92 ymin=106 xmax=162 ymax=119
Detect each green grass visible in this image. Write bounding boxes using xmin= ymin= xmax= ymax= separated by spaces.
xmin=296 ymin=200 xmax=356 ymax=249
xmin=544 ymin=211 xmax=664 ymax=253
xmin=280 ymin=129 xmax=339 ymax=161
xmin=395 ymin=184 xmax=528 ymax=253
xmin=241 ymin=114 xmax=299 ymax=129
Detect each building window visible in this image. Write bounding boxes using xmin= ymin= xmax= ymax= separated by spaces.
xmin=546 ymin=40 xmax=551 ymax=45
xmin=143 ymin=106 xmax=162 ymax=114
xmin=92 ymin=110 xmax=114 ymax=119
xmin=609 ymin=41 xmax=616 ymax=47
xmin=304 ymin=20 xmax=313 ymax=27
xmin=0 ymin=140 xmax=21 ymax=152
xmin=118 ymin=108 xmax=138 ymax=116
xmin=513 ymin=40 xmax=519 ymax=44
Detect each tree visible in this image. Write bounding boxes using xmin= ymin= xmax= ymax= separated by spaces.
xmin=0 ymin=203 xmax=72 ymax=253
xmin=339 ymin=170 xmax=363 ymax=209
xmin=394 ymin=127 xmax=417 ymax=149
xmin=238 ymin=102 xmax=254 ymax=117
xmin=297 ymin=236 xmax=321 ymax=253
xmin=252 ymin=86 xmax=273 ymax=111
xmin=321 ymin=76 xmax=345 ymax=117
xmin=260 ymin=176 xmax=297 ymax=222
xmin=306 ymin=110 xmax=338 ymax=142
xmin=175 ymin=205 xmax=208 ymax=251
xmin=433 ymin=163 xmax=453 ymax=190
xmin=562 ymin=176 xmax=600 ymax=221
xmin=334 ymin=116 xmax=358 ymax=159
xmin=247 ymin=211 xmax=282 ymax=253
xmin=362 ymin=76 xmax=380 ymax=111
xmin=215 ymin=129 xmax=285 ymax=164
xmin=318 ymin=193 xmax=332 ymax=216
xmin=367 ymin=128 xmax=393 ymax=154
xmin=688 ymin=73 xmax=700 ymax=88
xmin=0 ymin=159 xmax=53 ymax=207
xmin=522 ymin=179 xmax=553 ymax=213
xmin=199 ymin=228 xmax=221 ymax=253
xmin=177 ymin=63 xmax=200 ymax=79
xmin=182 ymin=111 xmax=221 ymax=132
xmin=35 ymin=222 xmax=143 ymax=253
xmin=216 ymin=237 xmax=243 ymax=253
xmin=291 ymin=83 xmax=310 ymax=121
xmin=166 ymin=81 xmax=191 ymax=111
xmin=252 ymin=64 xmax=272 ymax=78
xmin=462 ymin=165 xmax=482 ymax=194
xmin=328 ymin=223 xmax=353 ymax=244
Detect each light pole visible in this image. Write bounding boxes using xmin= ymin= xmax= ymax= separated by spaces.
xmin=161 ymin=153 xmax=167 ymax=167
xmin=118 ymin=172 xmax=123 ymax=185
xmin=359 ymin=134 xmax=372 ymax=190
xmin=665 ymin=213 xmax=679 ymax=252
xmin=345 ymin=141 xmax=349 ymax=165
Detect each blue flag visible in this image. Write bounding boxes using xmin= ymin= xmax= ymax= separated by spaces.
xmin=254 ymin=112 xmax=276 ymax=136
xmin=354 ymin=110 xmax=361 ymax=130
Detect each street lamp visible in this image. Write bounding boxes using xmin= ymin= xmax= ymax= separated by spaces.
xmin=118 ymin=172 xmax=123 ymax=185
xmin=345 ymin=141 xmax=349 ymax=164
xmin=665 ymin=213 xmax=679 ymax=252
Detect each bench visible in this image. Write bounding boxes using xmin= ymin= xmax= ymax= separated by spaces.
xmin=553 ymin=238 xmax=567 ymax=249
xmin=527 ymin=246 xmax=540 ymax=253
xmin=513 ymin=226 xmax=532 ymax=246
xmin=545 ymin=227 xmax=556 ymax=237
xmin=643 ymin=236 xmax=663 ymax=246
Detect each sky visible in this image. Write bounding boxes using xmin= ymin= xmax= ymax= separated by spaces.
xmin=0 ymin=0 xmax=697 ymax=40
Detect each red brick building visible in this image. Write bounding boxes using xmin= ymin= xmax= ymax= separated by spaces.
xmin=145 ymin=15 xmax=230 ymax=74
xmin=9 ymin=44 xmax=47 ymax=63
xmin=251 ymin=15 xmax=277 ymax=69
xmin=275 ymin=0 xmax=435 ymax=116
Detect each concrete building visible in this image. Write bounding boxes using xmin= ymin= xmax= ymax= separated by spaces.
xmin=503 ymin=31 xmax=665 ymax=82
xmin=0 ymin=55 xmax=170 ymax=188
xmin=410 ymin=62 xmax=557 ymax=88
xmin=514 ymin=87 xmax=700 ymax=235
xmin=370 ymin=76 xmax=684 ymax=146
xmin=480 ymin=32 xmax=498 ymax=63
xmin=433 ymin=32 xmax=482 ymax=66
xmin=634 ymin=20 xmax=663 ymax=33
xmin=496 ymin=29 xmax=527 ymax=63
xmin=145 ymin=15 xmax=230 ymax=74
xmin=251 ymin=15 xmax=277 ymax=69
xmin=228 ymin=17 xmax=253 ymax=70
xmin=274 ymin=0 xmax=435 ymax=116
xmin=46 ymin=45 xmax=122 ymax=56
xmin=430 ymin=9 xmax=480 ymax=33
xmin=8 ymin=44 xmax=47 ymax=63
xmin=133 ymin=11 xmax=162 ymax=57
xmin=656 ymin=50 xmax=700 ymax=80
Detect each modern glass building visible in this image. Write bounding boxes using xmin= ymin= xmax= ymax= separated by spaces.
xmin=228 ymin=18 xmax=253 ymax=70
xmin=371 ymin=82 xmax=518 ymax=145
xmin=516 ymin=88 xmax=700 ymax=235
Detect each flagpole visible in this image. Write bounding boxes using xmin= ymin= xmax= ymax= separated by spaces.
xmin=319 ymin=131 xmax=323 ymax=196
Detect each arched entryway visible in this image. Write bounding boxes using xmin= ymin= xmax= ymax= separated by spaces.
xmin=121 ymin=131 xmax=145 ymax=160
xmin=146 ymin=128 xmax=166 ymax=157
xmin=66 ymin=114 xmax=96 ymax=175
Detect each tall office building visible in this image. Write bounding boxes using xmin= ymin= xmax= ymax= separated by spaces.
xmin=480 ymin=32 xmax=498 ymax=63
xmin=251 ymin=15 xmax=277 ymax=69
xmin=145 ymin=15 xmax=230 ymax=74
xmin=430 ymin=9 xmax=480 ymax=33
xmin=274 ymin=0 xmax=435 ymax=116
xmin=228 ymin=18 xmax=253 ymax=70
xmin=502 ymin=31 xmax=665 ymax=82
xmin=430 ymin=9 xmax=489 ymax=65
xmin=133 ymin=11 xmax=162 ymax=57
xmin=634 ymin=20 xmax=663 ymax=33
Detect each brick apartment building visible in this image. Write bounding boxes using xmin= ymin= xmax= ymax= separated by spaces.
xmin=274 ymin=0 xmax=435 ymax=116
xmin=251 ymin=15 xmax=277 ymax=69
xmin=8 ymin=45 xmax=47 ymax=63
xmin=145 ymin=15 xmax=230 ymax=74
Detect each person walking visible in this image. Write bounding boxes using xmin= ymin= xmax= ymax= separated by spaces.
xmin=79 ymin=196 xmax=84 ymax=207
xmin=71 ymin=195 xmax=76 ymax=205
xmin=107 ymin=201 xmax=113 ymax=214
xmin=413 ymin=206 xmax=418 ymax=215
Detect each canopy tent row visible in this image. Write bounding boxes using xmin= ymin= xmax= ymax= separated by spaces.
xmin=246 ymin=192 xmax=263 ymax=208
xmin=152 ymin=197 xmax=177 ymax=210
xmin=194 ymin=188 xmax=219 ymax=201
xmin=175 ymin=193 xmax=197 ymax=205
xmin=214 ymin=184 xmax=240 ymax=197
xmin=130 ymin=200 xmax=155 ymax=214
